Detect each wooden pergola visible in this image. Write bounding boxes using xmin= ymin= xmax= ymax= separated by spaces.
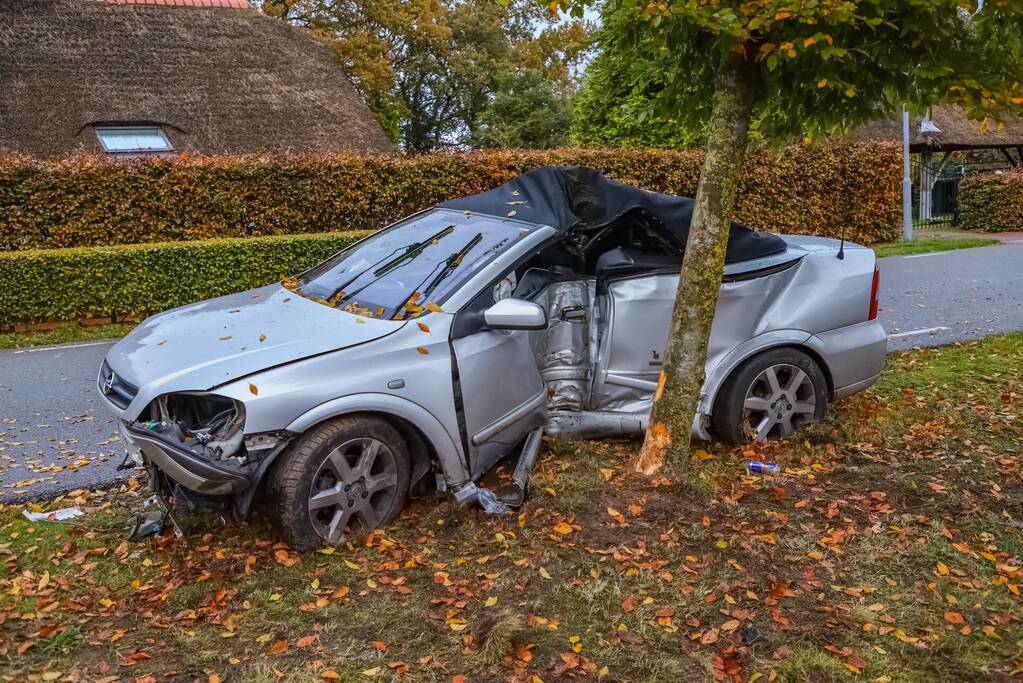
xmin=854 ymin=105 xmax=1023 ymax=221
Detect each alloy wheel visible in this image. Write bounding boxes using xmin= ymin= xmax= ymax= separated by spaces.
xmin=742 ymin=363 xmax=817 ymax=441
xmin=307 ymin=437 xmax=399 ymax=543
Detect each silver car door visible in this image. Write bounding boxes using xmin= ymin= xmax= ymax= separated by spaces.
xmin=591 ymin=273 xmax=678 ymax=412
xmin=450 ymin=284 xmax=547 ymax=478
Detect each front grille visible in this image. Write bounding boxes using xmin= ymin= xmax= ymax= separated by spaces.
xmin=98 ymin=360 xmax=139 ymax=410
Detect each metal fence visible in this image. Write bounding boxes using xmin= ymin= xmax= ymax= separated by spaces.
xmin=911 ymin=151 xmax=1015 ymax=232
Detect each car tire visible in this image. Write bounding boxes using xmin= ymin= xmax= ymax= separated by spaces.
xmin=712 ymin=348 xmax=828 ymax=445
xmin=268 ymin=415 xmax=411 ymax=552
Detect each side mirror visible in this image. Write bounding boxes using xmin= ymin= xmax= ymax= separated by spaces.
xmin=483 ymin=298 xmax=547 ymax=331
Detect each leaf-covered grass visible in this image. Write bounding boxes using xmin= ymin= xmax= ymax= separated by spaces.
xmin=872 ymin=235 xmax=1000 ymax=258
xmin=0 ymin=322 xmax=135 ymax=350
xmin=1 ymin=336 xmax=1021 ymax=682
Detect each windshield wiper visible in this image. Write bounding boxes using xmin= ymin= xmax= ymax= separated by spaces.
xmin=373 ymin=225 xmax=455 ymax=277
xmin=393 ymin=233 xmax=483 ymax=318
xmin=322 ymin=225 xmax=456 ymax=306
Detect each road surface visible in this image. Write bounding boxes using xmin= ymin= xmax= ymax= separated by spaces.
xmin=2 ymin=242 xmax=1022 ymax=501
xmin=877 ymin=241 xmax=1023 ymax=351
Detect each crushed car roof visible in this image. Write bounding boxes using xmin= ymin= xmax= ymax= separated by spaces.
xmin=438 ymin=166 xmax=788 ymax=264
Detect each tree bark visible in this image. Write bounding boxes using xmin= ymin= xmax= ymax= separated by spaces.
xmin=635 ymin=48 xmax=759 ymax=477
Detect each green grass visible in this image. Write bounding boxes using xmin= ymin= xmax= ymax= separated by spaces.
xmin=872 ymin=235 xmax=999 ymax=258
xmin=0 ymin=321 xmax=135 ymax=349
xmin=2 ymin=336 xmax=1022 ymax=682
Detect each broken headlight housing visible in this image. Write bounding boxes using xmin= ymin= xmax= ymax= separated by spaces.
xmin=137 ymin=392 xmax=247 ymax=462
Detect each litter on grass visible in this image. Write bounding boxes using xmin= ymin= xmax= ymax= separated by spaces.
xmin=22 ymin=506 xmax=84 ymax=522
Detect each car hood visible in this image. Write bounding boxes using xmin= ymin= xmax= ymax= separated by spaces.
xmin=106 ymin=284 xmax=406 ymax=397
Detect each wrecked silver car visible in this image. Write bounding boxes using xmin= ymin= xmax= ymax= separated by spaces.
xmin=98 ymin=167 xmax=885 ymax=549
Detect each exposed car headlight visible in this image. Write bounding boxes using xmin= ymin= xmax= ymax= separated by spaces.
xmin=134 ymin=393 xmax=246 ymax=462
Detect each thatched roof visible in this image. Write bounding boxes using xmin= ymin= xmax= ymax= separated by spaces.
xmin=853 ymin=105 xmax=1023 ymax=153
xmin=0 ymin=0 xmax=394 ymax=157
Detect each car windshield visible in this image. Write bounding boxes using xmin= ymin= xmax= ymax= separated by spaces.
xmin=289 ymin=209 xmax=536 ymax=319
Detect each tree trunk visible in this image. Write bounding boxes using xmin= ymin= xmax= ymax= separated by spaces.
xmin=635 ymin=49 xmax=759 ymax=477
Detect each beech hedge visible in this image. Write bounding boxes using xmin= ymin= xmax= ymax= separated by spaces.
xmin=0 ymin=231 xmax=370 ymax=328
xmin=959 ymin=171 xmax=1023 ymax=232
xmin=0 ymin=144 xmax=902 ymax=251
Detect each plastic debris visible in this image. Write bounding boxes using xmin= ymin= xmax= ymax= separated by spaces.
xmin=740 ymin=624 xmax=767 ymax=647
xmin=476 ymin=486 xmax=512 ymax=515
xmin=127 ymin=510 xmax=165 ymax=541
xmin=746 ymin=462 xmax=781 ymax=475
xmin=22 ymin=506 xmax=83 ymax=522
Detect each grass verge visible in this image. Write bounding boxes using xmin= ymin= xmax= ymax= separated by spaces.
xmin=0 ymin=322 xmax=135 ymax=350
xmin=1 ymin=335 xmax=1021 ymax=682
xmin=873 ymin=235 xmax=1000 ymax=258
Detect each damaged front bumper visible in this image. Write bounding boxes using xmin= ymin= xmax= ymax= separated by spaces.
xmin=122 ymin=422 xmax=252 ymax=496
xmin=117 ymin=408 xmax=294 ymax=513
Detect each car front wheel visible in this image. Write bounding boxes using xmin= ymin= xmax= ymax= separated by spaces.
xmin=268 ymin=415 xmax=410 ymax=551
xmin=712 ymin=348 xmax=828 ymax=445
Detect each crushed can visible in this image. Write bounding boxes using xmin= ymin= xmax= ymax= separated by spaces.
xmin=746 ymin=461 xmax=781 ymax=476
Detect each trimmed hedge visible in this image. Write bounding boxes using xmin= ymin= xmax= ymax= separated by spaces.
xmin=959 ymin=171 xmax=1023 ymax=232
xmin=0 ymin=231 xmax=370 ymax=328
xmin=0 ymin=144 xmax=902 ymax=251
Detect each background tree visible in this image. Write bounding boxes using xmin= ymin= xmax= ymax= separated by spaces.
xmin=549 ymin=0 xmax=1023 ymax=476
xmin=262 ymin=0 xmax=592 ymax=151
xmin=471 ymin=68 xmax=572 ymax=148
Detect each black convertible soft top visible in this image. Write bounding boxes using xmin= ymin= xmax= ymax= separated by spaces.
xmin=439 ymin=166 xmax=787 ymax=264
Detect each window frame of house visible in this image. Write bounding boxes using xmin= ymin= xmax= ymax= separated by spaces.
xmin=94 ymin=125 xmax=174 ymax=154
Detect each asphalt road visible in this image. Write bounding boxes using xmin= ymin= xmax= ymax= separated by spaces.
xmin=2 ymin=241 xmax=1021 ymax=501
xmin=0 ymin=341 xmax=127 ymax=502
xmin=877 ymin=241 xmax=1023 ymax=351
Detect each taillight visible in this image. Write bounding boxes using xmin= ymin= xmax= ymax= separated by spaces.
xmin=868 ymin=265 xmax=880 ymax=320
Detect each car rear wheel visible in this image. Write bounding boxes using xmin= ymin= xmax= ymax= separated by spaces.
xmin=268 ymin=415 xmax=410 ymax=551
xmin=712 ymin=348 xmax=827 ymax=445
